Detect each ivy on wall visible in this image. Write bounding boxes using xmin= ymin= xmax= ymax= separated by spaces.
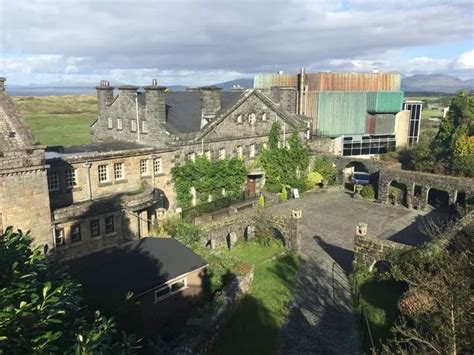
xmin=171 ymin=156 xmax=247 ymax=208
xmin=259 ymin=122 xmax=310 ymax=192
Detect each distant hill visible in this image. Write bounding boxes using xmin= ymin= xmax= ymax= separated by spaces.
xmin=401 ymin=74 xmax=474 ymax=93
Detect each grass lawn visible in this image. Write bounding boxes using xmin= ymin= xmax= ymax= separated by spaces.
xmin=209 ymin=241 xmax=299 ymax=355
xmin=13 ymin=95 xmax=97 ymax=146
xmin=353 ymin=272 xmax=406 ymax=353
xmin=421 ymin=108 xmax=443 ymax=120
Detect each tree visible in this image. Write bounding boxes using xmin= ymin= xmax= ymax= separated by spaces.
xmin=382 ymin=218 xmax=473 ymax=354
xmin=313 ymin=155 xmax=337 ymax=185
xmin=0 ymin=228 xmax=139 ymax=354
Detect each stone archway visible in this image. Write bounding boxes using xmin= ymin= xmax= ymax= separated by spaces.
xmin=388 ymin=180 xmax=408 ymax=207
xmin=427 ymin=187 xmax=450 ymax=207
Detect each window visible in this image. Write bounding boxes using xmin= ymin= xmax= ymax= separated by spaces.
xmin=142 ymin=120 xmax=148 ymax=133
xmin=153 ymin=158 xmax=162 ymax=174
xmin=114 ymin=162 xmax=124 ymax=180
xmin=204 ymin=150 xmax=211 ymax=160
xmin=236 ymin=114 xmax=243 ymax=123
xmin=236 ymin=146 xmax=243 ymax=159
xmin=188 ymin=152 xmax=196 ymax=162
xmin=262 ymin=142 xmax=268 ymax=150
xmin=131 ymin=119 xmax=137 ymax=132
xmin=90 ymin=219 xmax=100 ymax=238
xmin=98 ymin=165 xmax=108 ymax=183
xmin=55 ymin=228 xmax=65 ymax=246
xmin=105 ymin=216 xmax=115 ymax=234
xmin=117 ymin=118 xmax=123 ymax=130
xmin=140 ymin=159 xmax=149 ymax=176
xmin=249 ymin=144 xmax=256 ymax=158
xmin=71 ymin=224 xmax=81 ymax=243
xmin=219 ymin=148 xmax=226 ymax=160
xmin=107 ymin=117 xmax=113 ymax=129
xmin=65 ymin=169 xmax=77 ymax=189
xmin=261 ymin=112 xmax=267 ymax=121
xmin=47 ymin=171 xmax=60 ymax=191
xmin=154 ymin=278 xmax=188 ymax=303
xmin=248 ymin=113 xmax=256 ymax=125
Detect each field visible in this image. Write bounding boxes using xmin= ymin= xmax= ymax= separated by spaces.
xmin=13 ymin=95 xmax=97 ymax=146
xmin=210 ymin=241 xmax=299 ymax=355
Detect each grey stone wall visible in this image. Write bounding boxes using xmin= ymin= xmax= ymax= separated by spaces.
xmin=353 ymin=233 xmax=409 ymax=269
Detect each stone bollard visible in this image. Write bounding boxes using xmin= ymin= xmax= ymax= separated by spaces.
xmin=356 ymin=222 xmax=368 ymax=236
xmin=291 ymin=209 xmax=302 ymax=219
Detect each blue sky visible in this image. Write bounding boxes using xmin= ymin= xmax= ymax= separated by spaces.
xmin=1 ymin=0 xmax=473 ymax=86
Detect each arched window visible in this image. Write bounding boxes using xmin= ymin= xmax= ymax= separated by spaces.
xmin=248 ymin=113 xmax=256 ymax=125
xmin=236 ymin=114 xmax=243 ymax=123
xmin=261 ymin=113 xmax=267 ymax=121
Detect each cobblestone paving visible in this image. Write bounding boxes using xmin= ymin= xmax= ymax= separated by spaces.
xmin=272 ymin=190 xmax=443 ymax=354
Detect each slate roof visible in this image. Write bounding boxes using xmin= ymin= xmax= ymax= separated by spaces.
xmin=67 ymin=238 xmax=208 ymax=301
xmin=164 ymin=91 xmax=243 ymax=133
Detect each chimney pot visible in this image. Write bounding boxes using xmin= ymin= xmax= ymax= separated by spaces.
xmin=152 ymin=79 xmax=158 ymax=86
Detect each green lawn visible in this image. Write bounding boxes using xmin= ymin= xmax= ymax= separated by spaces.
xmin=13 ymin=95 xmax=97 ymax=146
xmin=210 ymin=241 xmax=299 ymax=355
xmin=353 ymin=272 xmax=406 ymax=353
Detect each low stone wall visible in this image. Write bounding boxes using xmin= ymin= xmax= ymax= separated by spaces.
xmin=198 ymin=206 xmax=301 ymax=252
xmin=353 ymin=233 xmax=410 ymax=269
xmin=172 ymin=267 xmax=254 ymax=354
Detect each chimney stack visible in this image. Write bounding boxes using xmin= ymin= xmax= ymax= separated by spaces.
xmin=144 ymin=79 xmax=167 ymax=124
xmin=271 ymin=86 xmax=297 ymax=114
xmin=0 ymin=77 xmax=6 ymax=92
xmin=96 ymin=80 xmax=115 ymax=118
xmin=201 ymin=86 xmax=221 ymax=121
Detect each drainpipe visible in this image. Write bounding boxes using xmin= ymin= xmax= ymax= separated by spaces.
xmin=136 ymin=94 xmax=140 ymax=142
xmin=83 ymin=161 xmax=92 ymax=200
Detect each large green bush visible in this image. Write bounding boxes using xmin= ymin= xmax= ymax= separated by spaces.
xmin=313 ymin=155 xmax=337 ymax=185
xmin=305 ymin=171 xmax=324 ymax=190
xmin=171 ymin=156 xmax=247 ymax=208
xmin=162 ymin=215 xmax=201 ymax=247
xmin=360 ymin=185 xmax=375 ymax=200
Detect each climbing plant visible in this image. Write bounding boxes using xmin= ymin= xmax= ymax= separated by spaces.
xmin=259 ymin=122 xmax=310 ymax=193
xmin=171 ymin=156 xmax=247 ymax=208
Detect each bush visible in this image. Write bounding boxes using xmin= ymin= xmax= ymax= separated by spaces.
xmin=258 ymin=194 xmax=265 ymax=208
xmin=360 ymin=185 xmax=375 ymax=200
xmin=389 ymin=185 xmax=404 ymax=205
xmin=313 ymin=155 xmax=337 ymax=185
xmin=280 ymin=185 xmax=288 ymax=201
xmin=162 ymin=216 xmax=201 ymax=247
xmin=229 ymin=260 xmax=253 ymax=276
xmin=305 ymin=171 xmax=324 ymax=190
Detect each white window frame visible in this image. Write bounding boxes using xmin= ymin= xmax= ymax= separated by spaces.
xmin=71 ymin=224 xmax=81 ymax=243
xmin=154 ymin=277 xmax=188 ymax=303
xmin=117 ymin=118 xmax=123 ymax=131
xmin=142 ymin=120 xmax=148 ymax=133
xmin=140 ymin=159 xmax=149 ymax=176
xmin=47 ymin=171 xmax=60 ymax=191
xmin=98 ymin=165 xmax=109 ymax=183
xmin=248 ymin=113 xmax=256 ymax=125
xmin=219 ymin=148 xmax=226 ymax=160
xmin=64 ymin=169 xmax=77 ymax=189
xmin=55 ymin=228 xmax=65 ymax=246
xmin=237 ymin=146 xmax=243 ymax=159
xmin=114 ymin=162 xmax=125 ymax=180
xmin=107 ymin=117 xmax=113 ymax=129
xmin=249 ymin=144 xmax=256 ymax=158
xmin=153 ymin=158 xmax=162 ymax=174
xmin=236 ymin=114 xmax=243 ymax=123
xmin=131 ymin=119 xmax=137 ymax=132
xmin=188 ymin=152 xmax=196 ymax=162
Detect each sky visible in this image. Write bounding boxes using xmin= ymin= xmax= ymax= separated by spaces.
xmin=0 ymin=0 xmax=473 ymax=86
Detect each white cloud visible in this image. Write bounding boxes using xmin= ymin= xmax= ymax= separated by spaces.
xmin=451 ymin=50 xmax=474 ymax=70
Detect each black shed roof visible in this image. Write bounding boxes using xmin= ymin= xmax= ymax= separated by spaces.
xmin=67 ymin=238 xmax=208 ymax=301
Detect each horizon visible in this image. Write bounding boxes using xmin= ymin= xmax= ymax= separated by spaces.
xmin=1 ymin=0 xmax=473 ymax=86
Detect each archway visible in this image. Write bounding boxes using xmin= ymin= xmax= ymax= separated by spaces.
xmin=343 ymin=161 xmax=369 ymax=190
xmin=427 ymin=188 xmax=449 ymax=208
xmin=388 ymin=180 xmax=408 ymax=207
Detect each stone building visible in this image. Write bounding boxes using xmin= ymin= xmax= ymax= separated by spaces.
xmin=0 ymin=77 xmax=309 ymax=260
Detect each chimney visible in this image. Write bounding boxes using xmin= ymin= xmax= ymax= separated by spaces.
xmin=118 ymin=84 xmax=139 ymax=98
xmin=0 ymin=77 xmax=6 ymax=92
xmin=96 ymin=80 xmax=115 ymax=118
xmin=144 ymin=79 xmax=167 ymax=124
xmin=271 ymin=86 xmax=297 ymax=114
xmin=201 ymin=86 xmax=221 ymax=121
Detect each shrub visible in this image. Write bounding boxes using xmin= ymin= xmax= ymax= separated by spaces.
xmin=280 ymin=185 xmax=288 ymax=201
xmin=258 ymin=194 xmax=265 ymax=208
xmin=305 ymin=171 xmax=324 ymax=190
xmin=389 ymin=185 xmax=404 ymax=204
xmin=360 ymin=185 xmax=375 ymax=200
xmin=313 ymin=155 xmax=337 ymax=185
xmin=229 ymin=260 xmax=253 ymax=276
xmin=162 ymin=215 xmax=201 ymax=247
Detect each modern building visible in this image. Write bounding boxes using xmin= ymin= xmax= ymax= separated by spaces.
xmin=254 ymin=70 xmax=416 ymax=156
xmin=403 ymin=100 xmax=423 ymax=145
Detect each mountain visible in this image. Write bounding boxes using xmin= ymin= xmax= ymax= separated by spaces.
xmin=401 ymin=74 xmax=474 ymax=93
xmin=212 ymin=78 xmax=254 ymax=90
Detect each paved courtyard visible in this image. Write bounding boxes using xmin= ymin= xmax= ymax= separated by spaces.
xmin=271 ymin=190 xmax=447 ymax=354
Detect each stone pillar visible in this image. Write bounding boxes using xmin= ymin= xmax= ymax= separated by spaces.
xmin=377 ymin=180 xmax=390 ymax=204
xmin=290 ymin=209 xmax=302 ymax=252
xmin=448 ymin=190 xmax=457 ymax=205
xmin=144 ymin=82 xmax=167 ymax=124
xmin=421 ymin=186 xmax=430 ymax=210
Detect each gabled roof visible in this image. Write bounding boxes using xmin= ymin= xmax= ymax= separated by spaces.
xmin=67 ymin=238 xmax=208 ymax=302
xmin=197 ymin=89 xmax=308 ymax=140
xmin=0 ymin=92 xmax=38 ymax=149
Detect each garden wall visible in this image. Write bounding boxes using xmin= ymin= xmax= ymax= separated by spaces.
xmin=172 ymin=268 xmax=254 ymax=354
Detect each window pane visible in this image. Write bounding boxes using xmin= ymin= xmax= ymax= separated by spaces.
xmin=90 ymin=220 xmax=100 ymax=238
xmin=105 ymin=216 xmax=114 ymax=234
xmin=171 ymin=280 xmax=186 ymax=292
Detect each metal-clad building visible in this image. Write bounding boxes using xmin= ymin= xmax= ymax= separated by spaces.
xmin=366 ymin=92 xmax=404 ymax=113
xmin=306 ymin=72 xmax=401 ymax=91
xmin=254 ymin=74 xmax=298 ymax=89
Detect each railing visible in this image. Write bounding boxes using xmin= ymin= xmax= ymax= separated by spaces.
xmin=181 ymin=191 xmax=251 ymax=223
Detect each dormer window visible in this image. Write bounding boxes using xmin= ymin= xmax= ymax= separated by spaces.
xmin=248 ymin=113 xmax=256 ymax=125
xmin=261 ymin=113 xmax=267 ymax=121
